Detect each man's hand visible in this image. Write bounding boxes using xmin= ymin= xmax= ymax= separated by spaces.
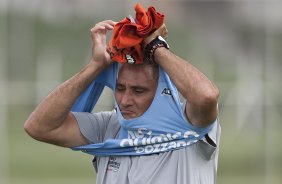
xmin=142 ymin=23 xmax=168 ymax=49
xmin=90 ymin=20 xmax=116 ymax=69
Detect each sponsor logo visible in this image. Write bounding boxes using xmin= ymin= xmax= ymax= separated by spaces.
xmin=107 ymin=156 xmax=121 ymax=172
xmin=120 ymin=128 xmax=200 ymax=154
xmin=161 ymin=88 xmax=172 ymax=96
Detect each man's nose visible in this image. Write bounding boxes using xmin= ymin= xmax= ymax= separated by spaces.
xmin=120 ymin=91 xmax=134 ymax=107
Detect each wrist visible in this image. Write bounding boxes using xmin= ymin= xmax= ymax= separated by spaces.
xmin=144 ymin=36 xmax=169 ymax=63
xmin=153 ymin=47 xmax=168 ymax=63
xmin=142 ymin=37 xmax=154 ymax=49
xmin=89 ymin=59 xmax=110 ymax=71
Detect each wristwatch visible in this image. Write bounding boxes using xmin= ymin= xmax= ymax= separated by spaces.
xmin=144 ymin=35 xmax=169 ymax=63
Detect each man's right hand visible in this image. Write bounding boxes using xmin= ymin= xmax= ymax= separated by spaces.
xmin=90 ymin=20 xmax=116 ymax=69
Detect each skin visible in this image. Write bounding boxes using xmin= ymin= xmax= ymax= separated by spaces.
xmin=24 ymin=19 xmax=219 ymax=149
xmin=24 ymin=20 xmax=117 ymax=148
xmin=115 ymin=64 xmax=158 ymax=119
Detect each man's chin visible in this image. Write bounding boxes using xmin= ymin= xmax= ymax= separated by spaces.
xmin=123 ymin=115 xmax=136 ymax=119
xmin=121 ymin=112 xmax=138 ymax=119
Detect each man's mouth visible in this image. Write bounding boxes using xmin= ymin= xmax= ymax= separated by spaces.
xmin=120 ymin=109 xmax=136 ymax=118
xmin=121 ymin=110 xmax=134 ymax=114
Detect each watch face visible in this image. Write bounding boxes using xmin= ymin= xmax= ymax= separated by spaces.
xmin=158 ymin=36 xmax=169 ymax=49
xmin=158 ymin=35 xmax=166 ymax=42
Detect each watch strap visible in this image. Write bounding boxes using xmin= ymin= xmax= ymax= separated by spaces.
xmin=144 ymin=36 xmax=169 ymax=63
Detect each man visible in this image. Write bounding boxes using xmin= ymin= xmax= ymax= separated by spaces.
xmin=24 ymin=20 xmax=220 ymax=183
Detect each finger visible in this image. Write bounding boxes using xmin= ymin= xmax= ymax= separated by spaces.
xmin=91 ymin=23 xmax=113 ymax=33
xmin=98 ymin=21 xmax=116 ymax=30
xmin=91 ymin=26 xmax=111 ymax=37
xmin=95 ymin=20 xmax=116 ymax=29
xmin=91 ymin=24 xmax=104 ymax=31
xmin=162 ymin=28 xmax=168 ymax=39
xmin=102 ymin=20 xmax=117 ymax=26
xmin=103 ymin=23 xmax=115 ymax=30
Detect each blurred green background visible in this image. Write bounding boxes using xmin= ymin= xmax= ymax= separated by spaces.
xmin=1 ymin=0 xmax=282 ymax=184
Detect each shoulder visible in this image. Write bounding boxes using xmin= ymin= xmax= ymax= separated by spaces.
xmin=72 ymin=110 xmax=117 ymax=128
xmin=71 ymin=110 xmax=119 ymax=143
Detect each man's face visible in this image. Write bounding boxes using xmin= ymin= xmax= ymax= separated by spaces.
xmin=115 ymin=64 xmax=158 ymax=119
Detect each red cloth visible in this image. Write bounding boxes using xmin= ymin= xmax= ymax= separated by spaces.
xmin=107 ymin=3 xmax=164 ymax=64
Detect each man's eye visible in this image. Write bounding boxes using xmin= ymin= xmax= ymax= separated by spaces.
xmin=116 ymin=86 xmax=125 ymax=91
xmin=134 ymin=89 xmax=144 ymax=94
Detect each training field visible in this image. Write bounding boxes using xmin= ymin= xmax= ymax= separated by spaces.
xmin=1 ymin=1 xmax=282 ymax=183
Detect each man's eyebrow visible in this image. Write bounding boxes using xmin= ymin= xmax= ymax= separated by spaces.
xmin=131 ymin=85 xmax=149 ymax=90
xmin=116 ymin=81 xmax=125 ymax=86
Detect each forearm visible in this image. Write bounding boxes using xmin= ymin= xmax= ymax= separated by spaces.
xmin=154 ymin=47 xmax=219 ymax=126
xmin=154 ymin=48 xmax=218 ymax=103
xmin=25 ymin=61 xmax=104 ymax=135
